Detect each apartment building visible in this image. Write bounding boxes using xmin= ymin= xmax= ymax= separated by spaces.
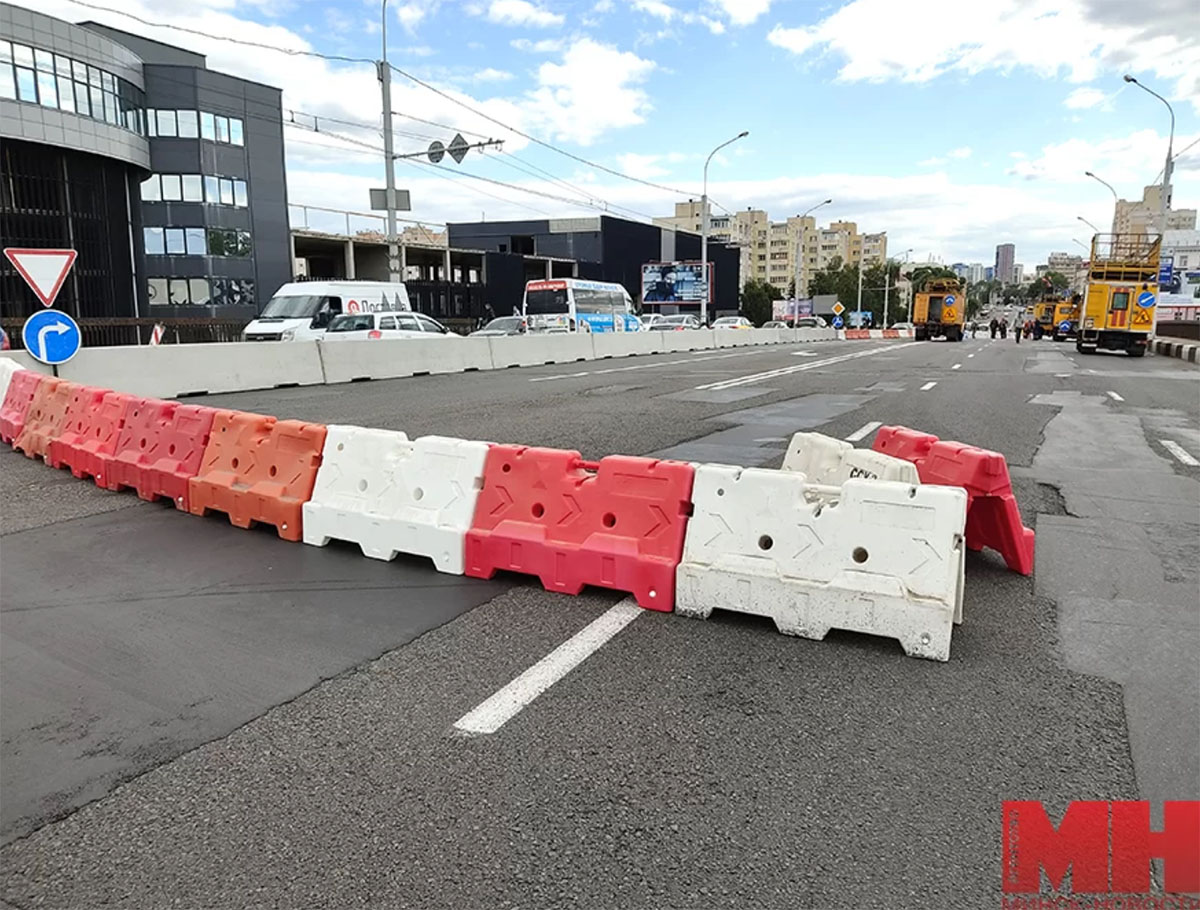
xmin=1113 ymin=185 xmax=1197 ymax=236
xmin=654 ymin=202 xmax=886 ymax=298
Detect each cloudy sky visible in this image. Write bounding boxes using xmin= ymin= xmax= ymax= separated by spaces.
xmin=17 ymin=0 xmax=1200 ymax=268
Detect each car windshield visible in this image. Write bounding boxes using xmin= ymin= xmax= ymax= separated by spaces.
xmin=327 ymin=314 xmax=374 ymax=332
xmin=525 ymin=288 xmax=569 ymax=315
xmin=663 ymin=315 xmax=692 ymax=324
xmin=485 ymin=317 xmax=523 ymax=331
xmin=714 ymin=317 xmax=740 ymax=325
xmin=259 ymin=295 xmax=324 ymax=319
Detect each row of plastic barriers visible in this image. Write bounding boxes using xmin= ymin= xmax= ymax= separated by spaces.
xmin=1 ymin=358 xmax=1035 ymax=662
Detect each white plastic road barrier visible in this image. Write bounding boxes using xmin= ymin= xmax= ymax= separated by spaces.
xmin=675 ymin=465 xmax=967 ymax=661
xmin=782 ymin=431 xmax=919 ymax=485
xmin=302 ymin=426 xmax=490 ymax=574
xmin=0 ymin=358 xmax=24 ymax=404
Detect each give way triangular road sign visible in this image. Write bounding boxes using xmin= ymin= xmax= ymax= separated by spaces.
xmin=4 ymin=248 xmax=78 ymax=308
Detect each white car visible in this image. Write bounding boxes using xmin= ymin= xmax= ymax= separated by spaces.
xmin=320 ymin=311 xmax=458 ymax=341
xmin=890 ymin=322 xmax=914 ymax=331
xmin=640 ymin=314 xmax=666 ymax=329
xmin=713 ymin=316 xmax=753 ymax=329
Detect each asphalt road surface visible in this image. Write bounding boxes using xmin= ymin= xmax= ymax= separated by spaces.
xmin=2 ymin=335 xmax=1198 ymax=909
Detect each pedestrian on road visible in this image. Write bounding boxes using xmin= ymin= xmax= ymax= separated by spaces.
xmin=1000 ymin=318 xmax=1008 ymax=339
xmin=990 ymin=318 xmax=998 ymax=339
xmin=1014 ymin=319 xmax=1022 ymax=344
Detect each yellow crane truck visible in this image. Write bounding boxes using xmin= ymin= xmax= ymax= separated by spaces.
xmin=1032 ymin=293 xmax=1081 ymax=341
xmin=1076 ymin=233 xmax=1160 ymax=357
xmin=913 ymin=277 xmax=965 ymax=342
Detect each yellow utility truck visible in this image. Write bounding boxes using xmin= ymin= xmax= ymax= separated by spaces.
xmin=913 ymin=277 xmax=965 ymax=342
xmin=1077 ymin=234 xmax=1159 ymax=357
xmin=1032 ymin=294 xmax=1081 ymax=341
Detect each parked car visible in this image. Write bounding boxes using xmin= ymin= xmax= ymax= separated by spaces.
xmin=794 ymin=316 xmax=827 ymax=328
xmin=648 ymin=314 xmax=702 ymax=331
xmin=890 ymin=322 xmax=914 ymax=331
xmin=321 ymin=311 xmax=458 ymax=341
xmin=470 ymin=316 xmax=527 ymax=337
xmin=713 ymin=316 xmax=753 ymax=330
xmin=640 ymin=314 xmax=666 ymax=329
xmin=762 ymin=320 xmax=788 ymax=329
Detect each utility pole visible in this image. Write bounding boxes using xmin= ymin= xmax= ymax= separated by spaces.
xmin=380 ymin=0 xmax=399 ymax=284
xmin=1124 ymin=75 xmax=1174 ymax=237
xmin=700 ymin=131 xmax=748 ymax=325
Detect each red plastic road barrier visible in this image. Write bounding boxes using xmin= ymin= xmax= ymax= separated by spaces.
xmin=464 ymin=446 xmax=695 ymax=610
xmin=873 ymin=425 xmax=1035 ymax=575
xmin=0 ymin=369 xmax=45 ymax=444
xmin=188 ymin=411 xmax=326 ymax=541
xmin=882 ymin=329 xmax=899 ymax=339
xmin=48 ymin=389 xmax=134 ymax=484
xmin=844 ymin=329 xmax=870 ymax=340
xmin=12 ymin=378 xmax=77 ymax=460
xmin=106 ymin=399 xmax=219 ymax=510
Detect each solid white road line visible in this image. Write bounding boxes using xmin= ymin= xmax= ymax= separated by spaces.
xmin=920 ymin=381 xmax=937 ymax=391
xmin=844 ymin=420 xmax=882 ymax=442
xmin=791 ymin=351 xmax=819 ymax=357
xmin=1160 ymin=440 xmax=1200 ymax=467
xmin=967 ymin=353 xmax=976 ymax=358
xmin=529 ymin=372 xmax=590 ymax=383
xmin=952 ymin=363 xmax=962 ymax=370
xmin=695 ymin=343 xmax=918 ymax=391
xmin=1107 ymin=390 xmax=1125 ymax=401
xmin=453 ymin=601 xmax=643 ymax=736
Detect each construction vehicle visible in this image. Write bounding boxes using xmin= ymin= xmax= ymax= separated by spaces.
xmin=912 ymin=277 xmax=965 ymax=342
xmin=1077 ymin=233 xmax=1160 ymax=357
xmin=1031 ymin=293 xmax=1081 ymax=341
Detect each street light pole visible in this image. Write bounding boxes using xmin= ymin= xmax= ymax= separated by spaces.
xmin=1123 ymin=75 xmax=1175 ymax=236
xmin=1083 ymin=170 xmax=1119 ymax=233
xmin=1077 ymin=215 xmax=1101 ymax=234
xmin=1072 ymin=238 xmax=1089 ymax=253
xmin=380 ymin=0 xmax=400 ymax=284
xmin=883 ymin=248 xmax=911 ymax=327
xmin=793 ymin=198 xmax=831 ymax=301
xmin=700 ymin=130 xmax=748 ymax=326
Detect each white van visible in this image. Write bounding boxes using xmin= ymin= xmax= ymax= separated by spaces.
xmin=242 ymin=281 xmax=411 ymax=342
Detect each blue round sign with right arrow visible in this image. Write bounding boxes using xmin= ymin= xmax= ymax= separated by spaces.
xmin=22 ymin=309 xmax=81 ymax=365
xmin=1136 ymin=291 xmax=1156 ymax=308
xmin=832 ymin=315 xmax=845 ymax=329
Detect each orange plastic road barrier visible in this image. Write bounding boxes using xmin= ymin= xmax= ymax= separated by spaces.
xmin=844 ymin=329 xmax=870 ymax=340
xmin=13 ymin=378 xmax=82 ymax=460
xmin=48 ymin=389 xmax=135 ymax=484
xmin=873 ymin=425 xmax=1035 ymax=575
xmin=0 ymin=369 xmax=45 ymax=444
xmin=188 ymin=411 xmax=326 ymax=541
xmin=106 ymin=399 xmax=220 ymax=510
xmin=465 ymin=445 xmax=695 ymax=610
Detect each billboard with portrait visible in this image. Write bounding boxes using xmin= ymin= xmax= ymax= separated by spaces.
xmin=642 ymin=261 xmax=713 ymax=303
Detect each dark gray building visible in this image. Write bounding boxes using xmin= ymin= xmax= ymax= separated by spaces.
xmin=0 ymin=4 xmax=289 ymax=324
xmin=448 ymin=215 xmax=742 ymax=316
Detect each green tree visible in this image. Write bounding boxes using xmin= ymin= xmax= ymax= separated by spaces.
xmin=740 ymin=279 xmax=780 ymax=326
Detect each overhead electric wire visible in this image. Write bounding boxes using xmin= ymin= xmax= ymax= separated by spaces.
xmin=397 ymin=158 xmax=552 ymax=218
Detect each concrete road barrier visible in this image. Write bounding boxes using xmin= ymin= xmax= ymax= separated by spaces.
xmin=591 ymin=331 xmax=663 ymax=358
xmin=488 ymin=333 xmax=594 ymax=368
xmin=1151 ymin=337 xmax=1199 ymax=363
xmin=319 ymin=337 xmax=494 ymax=383
xmin=658 ymin=330 xmax=716 ymax=353
xmin=56 ymin=342 xmax=326 ymax=398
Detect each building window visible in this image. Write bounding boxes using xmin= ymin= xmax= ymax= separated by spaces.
xmin=146 ymin=109 xmax=245 ymax=147
xmin=164 ymin=228 xmax=186 ymax=255
xmin=233 ymin=180 xmax=248 ymax=207
xmin=148 ymin=278 xmax=169 ymax=305
xmin=229 ymin=118 xmax=244 ymax=146
xmin=149 ymin=277 xmax=215 ymax=305
xmin=143 ymin=227 xmax=165 ymax=255
xmin=206 ymin=228 xmax=252 ymax=257
xmin=181 ymin=174 xmax=203 ymax=202
xmin=156 ymin=109 xmax=177 ymax=137
xmin=142 ymin=173 xmax=249 ymax=208
xmin=200 ymin=111 xmax=215 ymax=141
xmin=185 ymin=228 xmax=206 ymax=255
xmin=140 ymin=175 xmax=161 ymax=202
xmin=177 ymin=110 xmax=199 ymax=138
xmin=190 ymin=278 xmax=211 ymax=304
xmin=15 ymin=65 xmax=35 ymax=102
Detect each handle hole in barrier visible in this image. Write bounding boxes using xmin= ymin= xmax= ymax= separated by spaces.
xmin=502 ymin=463 xmax=512 ymax=473
xmin=357 ymin=479 xmax=368 ymax=493
xmin=168 ymin=444 xmax=176 ymax=455
xmin=139 ymin=438 xmax=147 ymax=449
xmin=231 ymin=457 xmax=239 ymax=470
xmin=269 ymin=465 xmax=277 ymax=477
xmin=602 ymin=512 xmax=616 ymax=528
xmin=336 ymin=442 xmax=345 ymax=452
xmin=95 ymin=427 xmax=101 ymax=436
xmin=852 ymin=546 xmax=869 ymax=564
xmin=758 ymin=534 xmax=774 ymax=551
xmin=531 ymin=502 xmax=545 ymax=518
xmin=716 ymin=488 xmax=725 ymax=497
xmin=413 ymin=487 xmax=424 ymax=501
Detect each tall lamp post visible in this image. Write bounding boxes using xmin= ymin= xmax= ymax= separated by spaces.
xmin=1077 ymin=215 xmax=1101 ymax=234
xmin=1084 ymin=170 xmax=1119 ymax=233
xmin=793 ymin=198 xmax=832 ymax=300
xmin=1123 ymin=75 xmax=1175 ymax=236
xmin=883 ymin=248 xmax=912 ymax=327
xmin=379 ymin=0 xmax=400 ymax=284
xmin=1072 ymin=238 xmax=1089 ymax=253
xmin=700 ymin=130 xmax=748 ymax=325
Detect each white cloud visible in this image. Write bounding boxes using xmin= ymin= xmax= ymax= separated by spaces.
xmin=511 ymin=36 xmax=565 ymax=52
xmin=948 ymin=146 xmax=972 ymax=159
xmin=709 ymin=0 xmax=773 ymax=26
xmin=765 ymin=0 xmax=1200 ymax=110
xmin=630 ymin=1 xmax=725 ymax=34
xmin=485 ymin=0 xmax=564 ymax=27
xmin=1004 ymin=128 xmax=1198 ymax=187
xmin=632 ymin=0 xmax=676 ymax=21
xmin=919 ymin=157 xmax=947 ymax=167
xmin=1064 ymin=87 xmax=1108 ymax=109
xmin=473 ymin=67 xmax=515 ymax=82
xmin=523 ymin=38 xmax=656 ymax=145
xmin=594 ymin=0 xmax=615 ymax=10
xmin=394 ymin=0 xmax=442 ymax=32
xmin=616 ymin=152 xmax=669 ymax=178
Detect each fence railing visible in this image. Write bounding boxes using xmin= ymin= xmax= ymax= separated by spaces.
xmin=0 ymin=317 xmax=251 ymax=350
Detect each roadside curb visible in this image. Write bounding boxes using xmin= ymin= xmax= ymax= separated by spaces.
xmin=1150 ymin=337 xmax=1199 ymax=363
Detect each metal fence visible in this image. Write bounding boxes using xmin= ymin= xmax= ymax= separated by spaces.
xmin=0 ymin=317 xmax=251 ymax=350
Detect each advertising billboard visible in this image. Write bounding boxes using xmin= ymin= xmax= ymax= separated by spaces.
xmin=772 ymin=298 xmax=814 ymax=320
xmin=642 ymin=261 xmax=713 ymax=303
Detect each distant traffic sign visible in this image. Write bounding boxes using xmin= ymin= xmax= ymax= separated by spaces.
xmin=945 ymin=294 xmax=957 ymax=306
xmin=22 ymin=309 xmax=81 ymax=365
xmin=832 ymin=315 xmax=845 ymax=329
xmin=1136 ymin=291 xmax=1156 ymax=308
xmin=4 ymin=247 xmax=77 ymax=308
xmin=832 ymin=302 xmax=846 ymax=315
